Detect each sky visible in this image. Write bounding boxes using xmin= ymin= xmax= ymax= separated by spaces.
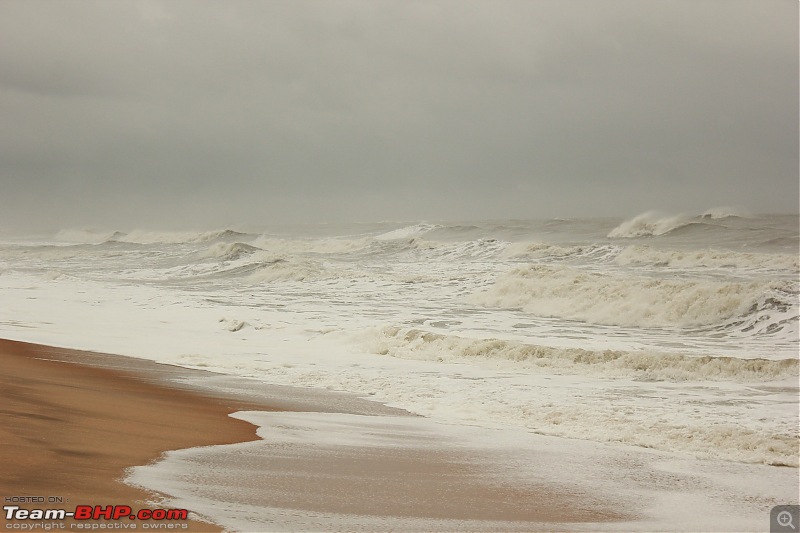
xmin=0 ymin=0 xmax=797 ymax=231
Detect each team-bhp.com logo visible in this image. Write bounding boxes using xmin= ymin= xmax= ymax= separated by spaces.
xmin=4 ymin=505 xmax=189 ymax=529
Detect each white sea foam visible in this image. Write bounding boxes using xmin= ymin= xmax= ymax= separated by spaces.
xmin=504 ymin=241 xmax=800 ymax=272
xmin=361 ymin=326 xmax=799 ymax=381
xmin=503 ymin=241 xmax=621 ymax=262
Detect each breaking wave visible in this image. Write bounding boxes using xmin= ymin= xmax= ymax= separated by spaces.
xmin=608 ymin=211 xmax=699 ymax=238
xmin=374 ymin=223 xmax=443 ymax=241
xmin=606 ymin=207 xmax=755 ymax=239
xmin=470 ymin=265 xmax=799 ymax=333
xmin=199 ymin=242 xmax=262 ymax=261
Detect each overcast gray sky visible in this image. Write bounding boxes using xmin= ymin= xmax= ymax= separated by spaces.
xmin=0 ymin=0 xmax=797 ymax=231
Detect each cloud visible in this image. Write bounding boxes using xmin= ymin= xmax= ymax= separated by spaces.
xmin=0 ymin=0 xmax=796 ymax=231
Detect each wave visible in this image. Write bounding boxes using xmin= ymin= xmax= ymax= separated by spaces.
xmin=199 ymin=242 xmax=262 ymax=261
xmin=113 ymin=228 xmax=251 ymax=245
xmin=373 ymin=223 xmax=443 ymax=241
xmin=363 ymin=327 xmax=799 ymax=382
xmin=607 ymin=211 xmax=697 ymax=238
xmin=701 ymin=206 xmax=750 ymax=219
xmin=469 ymin=265 xmax=799 ymax=333
xmin=245 ymin=257 xmax=327 ymax=283
xmin=762 ymin=236 xmax=800 ymax=249
xmin=189 ymin=256 xmax=329 ymax=283
xmin=606 ymin=208 xmax=757 ymax=239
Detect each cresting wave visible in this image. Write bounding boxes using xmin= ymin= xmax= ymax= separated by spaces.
xmin=608 ymin=211 xmax=695 ymax=238
xmin=607 ymin=208 xmax=750 ymax=239
xmin=362 ymin=326 xmax=799 ymax=381
xmin=373 ymin=223 xmax=443 ymax=241
xmin=470 ymin=265 xmax=799 ymax=333
xmin=199 ymin=242 xmax=262 ymax=261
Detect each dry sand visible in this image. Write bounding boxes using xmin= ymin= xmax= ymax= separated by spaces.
xmin=0 ymin=339 xmax=258 ymax=531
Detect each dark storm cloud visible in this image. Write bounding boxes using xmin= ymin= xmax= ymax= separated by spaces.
xmin=0 ymin=0 xmax=796 ymax=231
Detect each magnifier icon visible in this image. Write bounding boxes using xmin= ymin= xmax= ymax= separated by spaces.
xmin=778 ymin=510 xmax=796 ymax=530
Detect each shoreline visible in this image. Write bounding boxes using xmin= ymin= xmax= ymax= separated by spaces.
xmin=0 ymin=338 xmax=635 ymax=532
xmin=1 ymin=337 xmax=796 ymax=532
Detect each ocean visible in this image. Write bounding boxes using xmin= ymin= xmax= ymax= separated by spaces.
xmin=1 ymin=208 xmax=798 ymax=530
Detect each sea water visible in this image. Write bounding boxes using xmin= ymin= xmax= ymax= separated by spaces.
xmin=1 ymin=209 xmax=798 ymax=528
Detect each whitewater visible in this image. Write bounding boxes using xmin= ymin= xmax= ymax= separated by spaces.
xmin=1 ymin=210 xmax=798 ymax=528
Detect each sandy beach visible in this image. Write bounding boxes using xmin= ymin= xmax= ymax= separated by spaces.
xmin=0 ymin=338 xmax=264 ymax=531
xmin=0 ymin=338 xmax=636 ymax=532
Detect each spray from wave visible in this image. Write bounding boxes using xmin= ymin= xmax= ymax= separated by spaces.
xmin=373 ymin=223 xmax=443 ymax=241
xmin=607 ymin=207 xmax=754 ymax=239
xmin=608 ymin=211 xmax=697 ymax=238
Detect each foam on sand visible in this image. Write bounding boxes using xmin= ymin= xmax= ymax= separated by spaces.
xmin=128 ymin=410 xmax=800 ymax=532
